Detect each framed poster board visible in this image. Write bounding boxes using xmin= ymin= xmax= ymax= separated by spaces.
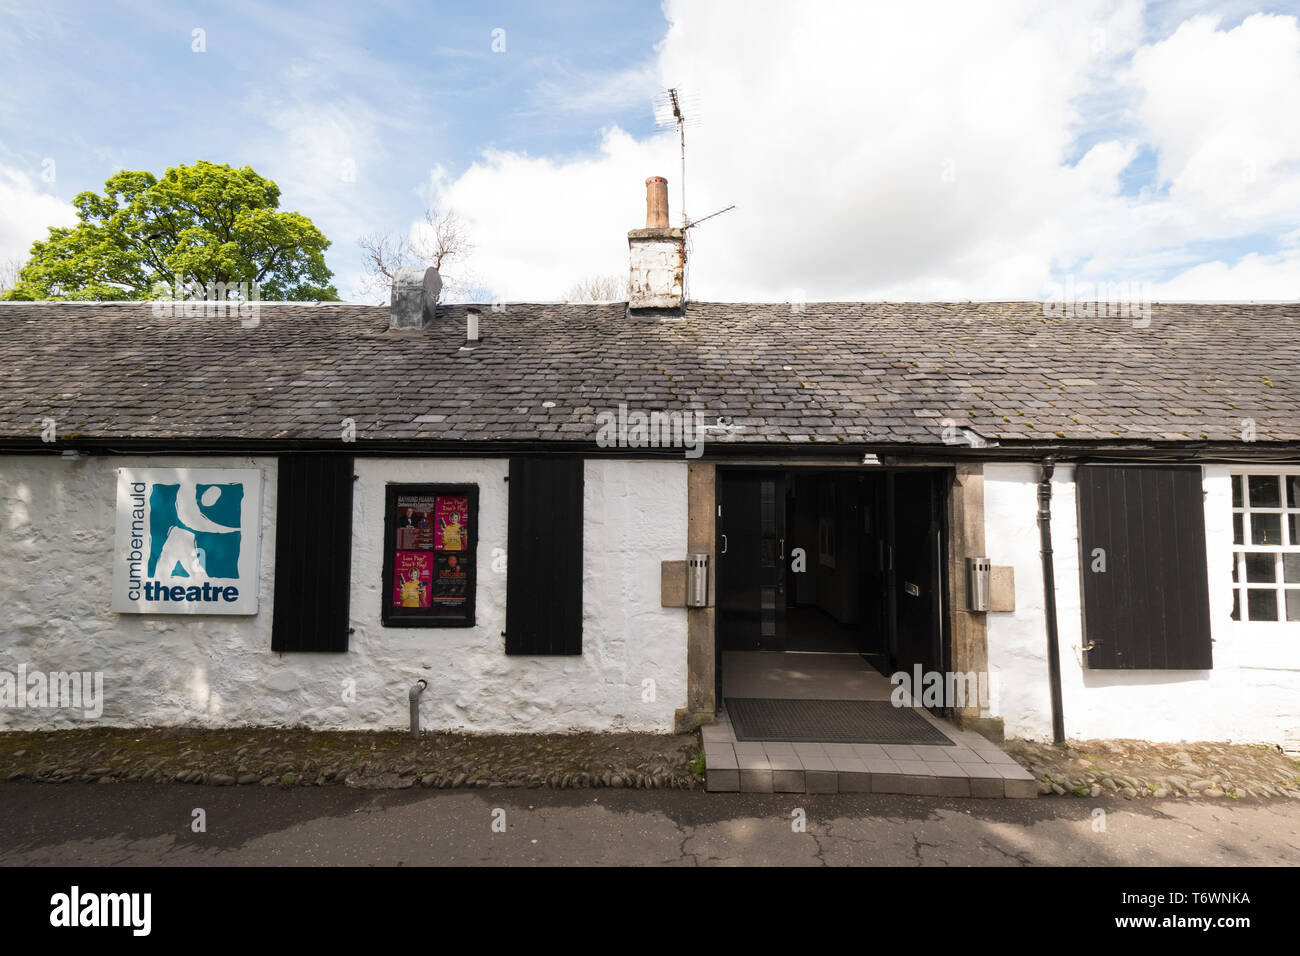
xmin=381 ymin=483 xmax=478 ymax=627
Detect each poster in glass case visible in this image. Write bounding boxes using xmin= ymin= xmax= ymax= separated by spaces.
xmin=382 ymin=484 xmax=477 ymax=627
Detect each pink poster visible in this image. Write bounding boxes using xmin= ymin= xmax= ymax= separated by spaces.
xmin=434 ymin=496 xmax=469 ymax=551
xmin=392 ymin=551 xmax=433 ymax=608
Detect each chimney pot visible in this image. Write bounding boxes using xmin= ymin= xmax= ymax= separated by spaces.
xmin=645 ymin=176 xmax=669 ymax=229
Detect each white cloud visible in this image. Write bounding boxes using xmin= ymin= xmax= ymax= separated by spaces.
xmin=1151 ymin=228 xmax=1300 ymax=300
xmin=1128 ymin=13 xmax=1300 ymax=227
xmin=244 ymin=74 xmax=409 ymax=300
xmin=0 ymin=164 xmax=76 ymax=275
xmin=256 ymin=95 xmax=389 ymax=225
xmin=434 ymin=128 xmax=677 ymax=300
xmin=423 ymin=1 xmax=1300 ymax=302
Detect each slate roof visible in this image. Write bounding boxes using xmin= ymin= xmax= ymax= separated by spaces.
xmin=0 ymin=300 xmax=1297 ymax=449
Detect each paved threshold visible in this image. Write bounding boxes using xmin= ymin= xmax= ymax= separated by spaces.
xmin=706 ymin=652 xmax=1035 ymax=797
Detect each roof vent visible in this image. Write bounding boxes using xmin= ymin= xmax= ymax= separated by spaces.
xmin=390 ymin=266 xmax=442 ymax=329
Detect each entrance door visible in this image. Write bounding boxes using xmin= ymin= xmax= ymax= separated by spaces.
xmin=717 ymin=471 xmax=787 ymax=652
xmin=889 ymin=471 xmax=946 ymax=680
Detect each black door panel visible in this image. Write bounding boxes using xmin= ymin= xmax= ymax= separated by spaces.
xmin=718 ymin=471 xmax=787 ymax=651
xmin=890 ymin=471 xmax=945 ymax=680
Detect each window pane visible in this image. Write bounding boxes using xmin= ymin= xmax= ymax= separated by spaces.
xmin=1245 ymin=552 xmax=1276 ymax=583
xmin=1292 ymin=514 xmax=1300 ymax=547
xmin=1248 ymin=475 xmax=1280 ymax=508
xmin=1234 ymin=513 xmax=1244 ymax=545
xmin=1231 ymin=589 xmax=1241 ymax=620
xmin=1251 ymin=512 xmax=1282 ymax=545
xmin=1248 ymin=589 xmax=1278 ymax=621
xmin=1286 ymin=554 xmax=1300 ymax=584
xmin=1232 ymin=474 xmax=1243 ymax=508
xmin=1288 ymin=591 xmax=1300 ymax=622
xmin=1289 ymin=475 xmax=1300 ymax=509
xmin=1232 ymin=555 xmax=1239 ymax=582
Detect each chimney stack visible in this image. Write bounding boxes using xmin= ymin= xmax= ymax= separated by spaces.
xmin=628 ymin=176 xmax=685 ymax=311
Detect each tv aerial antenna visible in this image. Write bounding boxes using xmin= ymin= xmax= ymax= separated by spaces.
xmin=653 ymin=88 xmax=731 ymax=231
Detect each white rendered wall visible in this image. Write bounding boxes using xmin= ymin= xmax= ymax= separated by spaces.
xmin=0 ymin=454 xmax=281 ymax=730
xmin=349 ymin=457 xmax=689 ymax=733
xmin=0 ymin=454 xmax=689 ymax=732
xmin=984 ymin=462 xmax=1300 ymax=744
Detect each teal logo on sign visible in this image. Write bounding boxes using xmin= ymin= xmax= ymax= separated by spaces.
xmin=147 ymin=482 xmax=243 ymax=579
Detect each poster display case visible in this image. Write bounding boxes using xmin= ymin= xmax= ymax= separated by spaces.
xmin=381 ymin=483 xmax=477 ymax=627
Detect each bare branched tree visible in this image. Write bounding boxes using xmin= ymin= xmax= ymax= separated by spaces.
xmin=358 ymin=208 xmax=474 ymax=303
xmin=0 ymin=257 xmax=20 ymax=294
xmin=561 ymin=273 xmax=623 ymax=303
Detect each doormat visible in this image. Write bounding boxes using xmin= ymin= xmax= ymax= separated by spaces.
xmin=724 ymin=698 xmax=956 ymax=746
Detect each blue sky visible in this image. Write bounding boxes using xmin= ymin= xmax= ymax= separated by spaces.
xmin=0 ymin=0 xmax=669 ymax=297
xmin=2 ymin=0 xmax=1299 ymax=302
xmin=0 ymin=1 xmax=665 ymax=185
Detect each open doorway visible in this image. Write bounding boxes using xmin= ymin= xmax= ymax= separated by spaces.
xmin=715 ymin=467 xmax=950 ymax=709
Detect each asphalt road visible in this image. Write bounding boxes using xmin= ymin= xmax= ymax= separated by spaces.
xmin=1 ymin=783 xmax=1298 ymax=866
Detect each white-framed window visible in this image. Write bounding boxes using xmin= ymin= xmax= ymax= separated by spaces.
xmin=1231 ymin=470 xmax=1300 ymax=622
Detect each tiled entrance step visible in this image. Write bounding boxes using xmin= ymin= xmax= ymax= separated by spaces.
xmin=702 ymin=711 xmax=1037 ymax=798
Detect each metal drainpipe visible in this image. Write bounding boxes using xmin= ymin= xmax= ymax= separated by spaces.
xmin=1037 ymin=457 xmax=1066 ymax=745
xmin=409 ymin=679 xmax=428 ymax=740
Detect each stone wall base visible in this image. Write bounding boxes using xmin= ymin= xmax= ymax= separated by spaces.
xmin=954 ymin=714 xmax=1005 ymax=744
xmin=674 ymin=708 xmax=716 ymax=734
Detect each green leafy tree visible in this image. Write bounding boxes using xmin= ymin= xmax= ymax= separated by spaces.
xmin=3 ymin=161 xmax=339 ymax=301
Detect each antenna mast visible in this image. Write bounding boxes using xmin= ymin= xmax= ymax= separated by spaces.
xmin=654 ymin=88 xmax=699 ymax=228
xmin=671 ymin=89 xmax=686 ymax=227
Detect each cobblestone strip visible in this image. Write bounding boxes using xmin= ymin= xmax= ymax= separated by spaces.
xmin=0 ymin=728 xmax=707 ymax=790
xmin=1005 ymin=738 xmax=1300 ymax=800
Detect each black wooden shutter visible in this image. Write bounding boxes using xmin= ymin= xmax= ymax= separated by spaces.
xmin=1076 ymin=464 xmax=1212 ymax=669
xmin=271 ymin=454 xmax=354 ymax=652
xmin=505 ymin=456 xmax=583 ymax=655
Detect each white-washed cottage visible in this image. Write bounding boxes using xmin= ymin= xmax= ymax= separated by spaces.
xmin=1 ymin=178 xmax=1297 ymax=758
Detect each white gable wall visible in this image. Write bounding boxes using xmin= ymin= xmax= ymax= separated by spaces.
xmin=985 ymin=462 xmax=1300 ymax=744
xmin=0 ymin=454 xmax=689 ymax=732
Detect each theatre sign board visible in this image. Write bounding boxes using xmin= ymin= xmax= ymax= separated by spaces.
xmin=112 ymin=467 xmax=264 ymax=614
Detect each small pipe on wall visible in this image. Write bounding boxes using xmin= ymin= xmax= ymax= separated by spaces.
xmin=1038 ymin=457 xmax=1066 ymax=745
xmin=409 ymin=679 xmax=428 ymax=740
